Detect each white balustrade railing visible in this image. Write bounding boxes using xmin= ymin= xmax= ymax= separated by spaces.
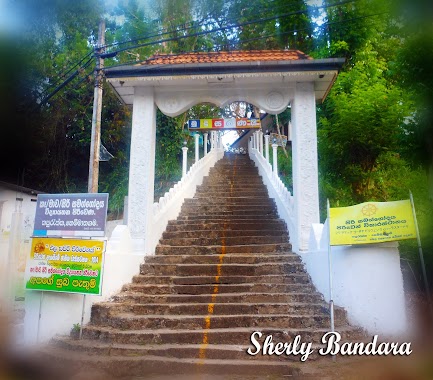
xmin=149 ymin=146 xmax=224 ymax=252
xmin=248 ymin=133 xmax=296 ymax=249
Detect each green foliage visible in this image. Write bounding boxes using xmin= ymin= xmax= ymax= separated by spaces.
xmin=318 ymin=43 xmax=412 ymax=202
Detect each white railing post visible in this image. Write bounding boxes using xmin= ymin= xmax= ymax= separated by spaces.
xmin=182 ymin=146 xmax=188 ymax=177
xmin=194 ymin=133 xmax=200 ymax=163
xmin=272 ymin=143 xmax=278 ymax=176
xmin=210 ymin=131 xmax=215 ymax=150
xmin=264 ymin=134 xmax=270 ymax=163
xmin=259 ymin=131 xmax=264 ymax=156
xmin=204 ymin=132 xmax=208 ymax=156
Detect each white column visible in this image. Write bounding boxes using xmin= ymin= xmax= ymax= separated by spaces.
xmin=128 ymin=86 xmax=156 ymax=253
xmin=204 ymin=133 xmax=208 ymax=156
xmin=264 ymin=134 xmax=270 ymax=163
xmin=291 ymin=82 xmax=320 ymax=251
xmin=272 ymin=143 xmax=278 ymax=175
xmin=259 ymin=131 xmax=264 ymax=156
xmin=182 ymin=146 xmax=188 ymax=177
xmin=194 ymin=133 xmax=200 ymax=163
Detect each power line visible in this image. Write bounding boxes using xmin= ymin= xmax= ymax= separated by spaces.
xmin=103 ymin=11 xmax=386 ymax=70
xmin=103 ymin=0 xmax=315 ymax=51
xmin=36 ymin=57 xmax=93 ymax=108
xmin=39 ymin=0 xmax=356 ymax=98
xmin=39 ymin=0 xmax=369 ymax=106
xmin=101 ymin=0 xmax=358 ymax=58
xmin=37 ymin=50 xmax=94 ymax=99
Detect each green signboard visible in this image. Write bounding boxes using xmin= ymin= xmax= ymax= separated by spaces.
xmin=25 ymin=237 xmax=105 ymax=295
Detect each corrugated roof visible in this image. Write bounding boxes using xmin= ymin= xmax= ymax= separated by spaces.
xmin=141 ymin=50 xmax=312 ymax=66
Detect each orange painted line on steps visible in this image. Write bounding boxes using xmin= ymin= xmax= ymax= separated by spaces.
xmin=198 ymin=219 xmax=228 ymax=363
xmin=198 ymin=157 xmax=237 ymax=363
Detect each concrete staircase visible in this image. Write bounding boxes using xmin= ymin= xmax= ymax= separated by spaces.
xmin=49 ymin=153 xmax=362 ymax=378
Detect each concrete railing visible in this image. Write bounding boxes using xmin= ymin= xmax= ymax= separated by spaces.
xmin=248 ymin=133 xmax=297 ymax=251
xmin=149 ymin=147 xmax=224 ymax=252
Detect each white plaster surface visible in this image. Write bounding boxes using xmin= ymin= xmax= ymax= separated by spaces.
xmin=291 ymin=82 xmax=320 ymax=251
xmin=155 ymin=85 xmax=294 ymax=116
xmin=128 ymin=87 xmax=157 ymax=253
xmin=300 ymin=221 xmax=407 ymax=337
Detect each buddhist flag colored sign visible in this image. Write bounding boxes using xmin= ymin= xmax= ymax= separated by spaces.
xmin=25 ymin=238 xmax=105 ymax=295
xmin=188 ymin=118 xmax=261 ymax=130
xmin=329 ymin=200 xmax=417 ymax=246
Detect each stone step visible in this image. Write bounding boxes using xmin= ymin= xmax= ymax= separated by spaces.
xmin=82 ymin=325 xmax=363 ymax=346
xmin=97 ymin=313 xmax=338 ymax=330
xmin=52 ymin=338 xmax=328 ymax=362
xmin=180 ymin=205 xmax=277 ymax=213
xmin=180 ymin=211 xmax=279 ymax=218
xmin=183 ymin=198 xmax=276 ymax=206
xmin=165 ymin=221 xmax=287 ymax=231
xmin=123 ymin=282 xmax=313 ymax=295
xmin=155 ymin=243 xmax=292 ymax=255
xmin=92 ymin=301 xmax=345 ymax=320
xmin=175 ymin=214 xmax=281 ymax=221
xmin=195 ymin=190 xmax=269 ymax=197
xmin=144 ymin=254 xmax=302 ymax=265
xmin=114 ymin=291 xmax=323 ymax=305
xmin=139 ymin=262 xmax=302 ymax=276
xmin=201 ymin=180 xmax=266 ymax=187
xmin=196 ymin=186 xmax=268 ymax=191
xmin=131 ymin=274 xmax=310 ymax=285
xmin=159 ymin=235 xmax=288 ymax=247
xmin=161 ymin=229 xmax=290 ymax=240
xmin=44 ymin=346 xmax=303 ymax=377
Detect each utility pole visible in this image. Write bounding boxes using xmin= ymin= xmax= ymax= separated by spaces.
xmin=88 ymin=19 xmax=105 ymax=193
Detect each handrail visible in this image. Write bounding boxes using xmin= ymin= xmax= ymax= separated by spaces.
xmin=248 ymin=136 xmax=296 ymax=250
xmin=149 ymin=147 xmax=224 ymax=252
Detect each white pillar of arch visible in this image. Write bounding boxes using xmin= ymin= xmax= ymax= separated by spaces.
xmin=203 ymin=133 xmax=208 ymax=156
xmin=291 ymin=82 xmax=320 ymax=251
xmin=128 ymin=86 xmax=157 ymax=253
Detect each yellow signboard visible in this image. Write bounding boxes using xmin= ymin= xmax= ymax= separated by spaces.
xmin=25 ymin=237 xmax=105 ymax=295
xmin=329 ymin=200 xmax=417 ymax=246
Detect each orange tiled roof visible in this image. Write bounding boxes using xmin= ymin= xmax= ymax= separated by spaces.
xmin=141 ymin=50 xmax=312 ymax=66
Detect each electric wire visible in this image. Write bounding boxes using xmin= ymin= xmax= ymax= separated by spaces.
xmin=101 ymin=0 xmax=358 ymax=56
xmin=39 ymin=0 xmax=380 ymax=106
xmin=38 ymin=0 xmax=358 ymax=98
xmin=102 ymin=11 xmax=387 ymax=70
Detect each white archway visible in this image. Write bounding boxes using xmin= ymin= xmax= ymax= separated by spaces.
xmin=106 ymin=51 xmax=344 ymax=252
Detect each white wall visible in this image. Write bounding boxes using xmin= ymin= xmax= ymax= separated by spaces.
xmin=0 ymin=188 xmax=37 ymax=304
xmin=300 ymin=221 xmax=407 ymax=337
